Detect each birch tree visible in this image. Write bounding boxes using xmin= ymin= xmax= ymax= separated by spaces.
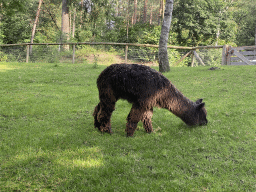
xmin=28 ymin=0 xmax=43 ymax=54
xmin=158 ymin=0 xmax=173 ymax=72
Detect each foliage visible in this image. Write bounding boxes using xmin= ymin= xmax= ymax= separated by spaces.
xmin=0 ymin=51 xmax=8 ymax=61
xmin=108 ymin=23 xmax=161 ymax=45
xmin=99 ymin=23 xmax=162 ymax=62
xmin=0 ymin=0 xmax=29 ymax=16
xmin=0 ymin=62 xmax=256 ymax=191
xmin=0 ymin=46 xmax=27 ymax=62
xmin=172 ymin=0 xmax=238 ymax=46
xmin=168 ymin=49 xmax=190 ymax=67
xmin=1 ymin=11 xmax=31 ymax=44
xmin=92 ymin=54 xmax=99 ymax=68
xmin=0 ymin=0 xmax=256 ymax=62
xmin=194 ymin=48 xmax=222 ymax=66
xmin=29 ymin=45 xmax=61 ymax=63
xmin=234 ymin=0 xmax=256 ymax=45
xmin=75 ymin=28 xmax=94 ymax=42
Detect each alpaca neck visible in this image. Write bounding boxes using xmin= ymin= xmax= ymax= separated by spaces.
xmin=162 ymin=84 xmax=194 ymax=118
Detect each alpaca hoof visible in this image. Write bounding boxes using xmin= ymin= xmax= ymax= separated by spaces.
xmin=107 ymin=129 xmax=113 ymax=134
xmin=145 ymin=129 xmax=153 ymax=133
xmin=126 ymin=131 xmax=135 ymax=137
xmin=98 ymin=126 xmax=113 ymax=134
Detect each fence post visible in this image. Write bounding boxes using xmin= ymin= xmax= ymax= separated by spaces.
xmin=26 ymin=45 xmax=29 ymax=63
xmin=72 ymin=44 xmax=75 ymax=64
xmin=222 ymin=45 xmax=227 ymax=65
xmin=125 ymin=45 xmax=128 ymax=63
xmin=193 ymin=50 xmax=205 ymax=66
xmin=191 ymin=51 xmax=195 ymax=67
xmin=226 ymin=45 xmax=232 ymax=65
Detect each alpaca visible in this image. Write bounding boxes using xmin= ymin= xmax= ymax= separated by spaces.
xmin=93 ymin=64 xmax=207 ymax=137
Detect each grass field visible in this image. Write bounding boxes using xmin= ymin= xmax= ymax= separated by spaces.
xmin=0 ymin=62 xmax=255 ymax=191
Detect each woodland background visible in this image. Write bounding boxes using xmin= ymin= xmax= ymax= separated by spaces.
xmin=1 ymin=0 xmax=256 ymax=48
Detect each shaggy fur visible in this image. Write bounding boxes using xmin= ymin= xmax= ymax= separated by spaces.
xmin=93 ymin=64 xmax=207 ymax=137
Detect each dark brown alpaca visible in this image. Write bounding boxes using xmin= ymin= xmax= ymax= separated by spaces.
xmin=93 ymin=64 xmax=207 ymax=137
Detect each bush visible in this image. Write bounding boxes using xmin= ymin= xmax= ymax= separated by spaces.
xmin=0 ymin=51 xmax=8 ymax=62
xmin=29 ymin=45 xmax=61 ymax=63
xmin=168 ymin=49 xmax=190 ymax=67
xmin=195 ymin=49 xmax=222 ymax=66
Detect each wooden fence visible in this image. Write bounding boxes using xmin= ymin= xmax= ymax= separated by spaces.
xmin=223 ymin=45 xmax=256 ymax=65
xmin=1 ymin=42 xmax=256 ymax=66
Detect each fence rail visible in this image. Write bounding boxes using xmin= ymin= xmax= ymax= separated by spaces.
xmin=0 ymin=42 xmax=255 ymax=66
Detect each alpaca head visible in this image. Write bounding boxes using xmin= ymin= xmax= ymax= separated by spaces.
xmin=195 ymin=99 xmax=208 ymax=126
xmin=181 ymin=99 xmax=208 ymax=126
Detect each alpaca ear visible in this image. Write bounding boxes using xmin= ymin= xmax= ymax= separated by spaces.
xmin=196 ymin=102 xmax=205 ymax=110
xmin=195 ymin=99 xmax=203 ymax=104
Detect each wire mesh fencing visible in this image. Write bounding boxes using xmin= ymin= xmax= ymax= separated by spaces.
xmin=0 ymin=42 xmax=225 ymax=67
xmin=194 ymin=48 xmax=223 ymax=67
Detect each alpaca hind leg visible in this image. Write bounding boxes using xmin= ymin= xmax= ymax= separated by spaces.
xmin=126 ymin=105 xmax=144 ymax=137
xmin=142 ymin=108 xmax=153 ymax=133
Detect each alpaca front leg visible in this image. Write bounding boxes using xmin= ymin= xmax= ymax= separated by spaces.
xmin=126 ymin=121 xmax=139 ymax=137
xmin=98 ymin=110 xmax=113 ymax=134
xmin=94 ymin=102 xmax=114 ymax=134
xmin=142 ymin=109 xmax=153 ymax=133
xmin=99 ymin=121 xmax=113 ymax=134
xmin=93 ymin=103 xmax=101 ymax=129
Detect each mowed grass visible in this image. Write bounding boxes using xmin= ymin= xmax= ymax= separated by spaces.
xmin=0 ymin=62 xmax=255 ymax=191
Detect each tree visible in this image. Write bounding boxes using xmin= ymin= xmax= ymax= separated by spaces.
xmin=158 ymin=0 xmax=174 ymax=72
xmin=132 ymin=0 xmax=137 ymax=24
xmin=172 ymin=0 xmax=237 ymax=46
xmin=0 ymin=0 xmax=31 ymax=44
xmin=158 ymin=0 xmax=164 ymax=25
xmin=28 ymin=0 xmax=43 ymax=54
xmin=0 ymin=0 xmax=28 ymax=16
xmin=61 ymin=0 xmax=69 ymax=50
xmin=143 ymin=0 xmax=148 ymax=23
xmin=234 ymin=0 xmax=256 ymax=45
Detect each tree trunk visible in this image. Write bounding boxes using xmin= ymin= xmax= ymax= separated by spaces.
xmin=115 ymin=0 xmax=119 ymax=17
xmin=215 ymin=28 xmax=220 ymax=46
xmin=133 ymin=0 xmax=137 ymax=25
xmin=28 ymin=0 xmax=43 ymax=54
xmin=80 ymin=0 xmax=83 ymax=28
xmin=143 ymin=0 xmax=148 ymax=23
xmin=158 ymin=0 xmax=164 ymax=25
xmin=126 ymin=0 xmax=130 ymax=42
xmin=149 ymin=5 xmax=153 ymax=24
xmin=255 ymin=26 xmax=256 ymax=45
xmin=72 ymin=9 xmax=76 ymax=39
xmin=162 ymin=0 xmax=164 ymax=20
xmin=61 ymin=0 xmax=69 ymax=51
xmin=158 ymin=0 xmax=174 ymax=72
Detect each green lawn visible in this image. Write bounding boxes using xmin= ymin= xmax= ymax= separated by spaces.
xmin=0 ymin=62 xmax=255 ymax=191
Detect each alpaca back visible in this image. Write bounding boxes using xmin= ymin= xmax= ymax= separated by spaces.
xmin=97 ymin=64 xmax=170 ymax=105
